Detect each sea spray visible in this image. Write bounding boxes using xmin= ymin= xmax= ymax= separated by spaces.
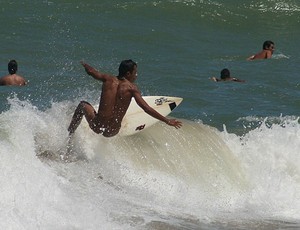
xmin=221 ymin=118 xmax=300 ymax=219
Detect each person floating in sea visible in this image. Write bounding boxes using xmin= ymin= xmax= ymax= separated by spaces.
xmin=68 ymin=60 xmax=182 ymax=138
xmin=0 ymin=60 xmax=27 ymax=86
xmin=211 ymin=68 xmax=245 ymax=83
xmin=247 ymin=40 xmax=275 ymax=60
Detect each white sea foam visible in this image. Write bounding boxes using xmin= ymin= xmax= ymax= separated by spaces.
xmin=221 ymin=118 xmax=300 ymax=219
xmin=1 ymin=98 xmax=299 ymax=229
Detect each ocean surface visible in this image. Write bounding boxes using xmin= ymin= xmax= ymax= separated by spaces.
xmin=1 ymin=1 xmax=299 ymax=229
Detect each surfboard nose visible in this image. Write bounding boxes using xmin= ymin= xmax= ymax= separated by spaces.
xmin=167 ymin=97 xmax=183 ymax=111
xmin=119 ymin=96 xmax=183 ymax=136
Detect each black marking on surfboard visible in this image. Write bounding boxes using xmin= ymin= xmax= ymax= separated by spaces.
xmin=169 ymin=102 xmax=177 ymax=111
xmin=135 ymin=124 xmax=146 ymax=131
xmin=155 ymin=97 xmax=172 ymax=105
xmin=155 ymin=98 xmax=164 ymax=105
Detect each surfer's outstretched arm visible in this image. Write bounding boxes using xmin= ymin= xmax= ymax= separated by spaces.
xmin=133 ymin=91 xmax=182 ymax=129
xmin=81 ymin=61 xmax=112 ymax=82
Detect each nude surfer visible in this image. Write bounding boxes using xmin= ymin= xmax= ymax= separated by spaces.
xmin=247 ymin=40 xmax=275 ymax=60
xmin=68 ymin=60 xmax=182 ymax=137
xmin=0 ymin=60 xmax=27 ymax=86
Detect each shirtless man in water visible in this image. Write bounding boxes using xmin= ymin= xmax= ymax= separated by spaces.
xmin=211 ymin=68 xmax=245 ymax=83
xmin=247 ymin=40 xmax=275 ymax=60
xmin=68 ymin=60 xmax=182 ymax=137
xmin=0 ymin=60 xmax=26 ymax=86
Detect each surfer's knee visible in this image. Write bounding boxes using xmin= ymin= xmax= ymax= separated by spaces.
xmin=79 ymin=100 xmax=92 ymax=109
xmin=74 ymin=101 xmax=89 ymax=114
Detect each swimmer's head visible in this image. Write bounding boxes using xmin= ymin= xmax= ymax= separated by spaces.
xmin=8 ymin=60 xmax=18 ymax=75
xmin=220 ymin=68 xmax=230 ymax=80
xmin=263 ymin=40 xmax=274 ymax=50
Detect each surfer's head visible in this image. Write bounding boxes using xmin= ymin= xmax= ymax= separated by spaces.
xmin=8 ymin=60 xmax=18 ymax=75
xmin=263 ymin=40 xmax=274 ymax=50
xmin=118 ymin=59 xmax=137 ymax=81
xmin=220 ymin=68 xmax=230 ymax=80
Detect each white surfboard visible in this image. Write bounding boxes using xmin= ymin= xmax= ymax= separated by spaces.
xmin=119 ymin=96 xmax=183 ymax=136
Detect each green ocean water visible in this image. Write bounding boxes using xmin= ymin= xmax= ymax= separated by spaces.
xmin=0 ymin=1 xmax=300 ymax=229
xmin=1 ymin=0 xmax=299 ymax=132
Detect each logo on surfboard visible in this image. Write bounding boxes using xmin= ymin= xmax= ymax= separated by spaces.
xmin=135 ymin=124 xmax=146 ymax=131
xmin=155 ymin=97 xmax=172 ymax=105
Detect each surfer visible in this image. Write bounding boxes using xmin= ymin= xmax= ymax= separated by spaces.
xmin=68 ymin=60 xmax=182 ymax=137
xmin=247 ymin=40 xmax=275 ymax=60
xmin=0 ymin=60 xmax=27 ymax=86
xmin=211 ymin=68 xmax=245 ymax=82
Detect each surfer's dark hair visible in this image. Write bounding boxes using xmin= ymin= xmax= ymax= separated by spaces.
xmin=8 ymin=60 xmax=18 ymax=75
xmin=263 ymin=40 xmax=274 ymax=50
xmin=118 ymin=59 xmax=137 ymax=78
xmin=220 ymin=68 xmax=230 ymax=79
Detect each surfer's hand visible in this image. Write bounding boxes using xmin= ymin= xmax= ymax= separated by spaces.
xmin=81 ymin=62 xmax=95 ymax=76
xmin=80 ymin=61 xmax=88 ymax=68
xmin=167 ymin=119 xmax=182 ymax=129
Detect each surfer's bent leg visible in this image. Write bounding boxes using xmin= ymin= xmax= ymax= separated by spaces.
xmin=67 ymin=101 xmax=96 ymax=135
